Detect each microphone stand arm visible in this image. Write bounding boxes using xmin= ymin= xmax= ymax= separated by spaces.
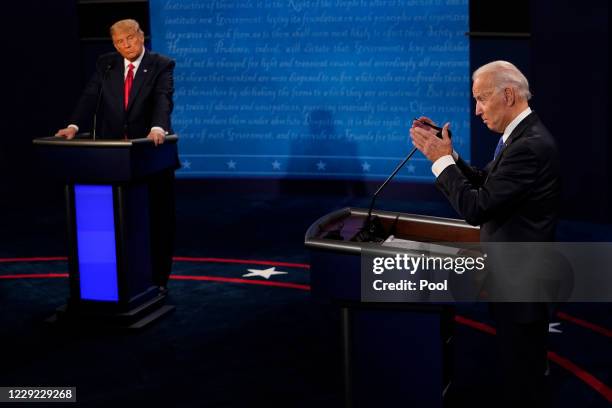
xmin=366 ymin=147 xmax=418 ymax=223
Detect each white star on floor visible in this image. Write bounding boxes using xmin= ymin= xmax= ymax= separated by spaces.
xmin=182 ymin=160 xmax=191 ymax=169
xmin=407 ymin=163 xmax=416 ymax=173
xmin=549 ymin=322 xmax=562 ymax=333
xmin=226 ymin=160 xmax=237 ymax=169
xmin=316 ymin=160 xmax=327 ymax=170
xmin=243 ymin=267 xmax=288 ymax=279
xmin=361 ymin=162 xmax=371 ymax=172
xmin=272 ymin=160 xmax=281 ymax=170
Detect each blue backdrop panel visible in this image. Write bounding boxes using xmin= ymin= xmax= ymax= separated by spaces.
xmin=150 ymin=0 xmax=470 ymax=180
xmin=74 ymin=185 xmax=119 ymax=302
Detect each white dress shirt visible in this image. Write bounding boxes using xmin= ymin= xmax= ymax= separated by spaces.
xmin=123 ymin=48 xmax=145 ymax=79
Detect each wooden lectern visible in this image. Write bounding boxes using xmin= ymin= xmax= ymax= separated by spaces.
xmin=305 ymin=207 xmax=479 ymax=407
xmin=33 ymin=135 xmax=179 ymax=329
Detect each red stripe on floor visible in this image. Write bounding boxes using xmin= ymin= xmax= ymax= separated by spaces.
xmin=548 ymin=351 xmax=612 ymax=403
xmin=170 ymin=274 xmax=311 ymax=291
xmin=454 ymin=314 xmax=612 ymax=403
xmin=454 ymin=314 xmax=497 ymax=335
xmin=0 ymin=256 xmax=310 ymax=269
xmin=172 ymin=257 xmax=310 ymax=269
xmin=556 ymin=311 xmax=612 ymax=338
xmin=0 ymin=257 xmax=67 ymax=263
xmin=0 ymin=273 xmax=68 ymax=279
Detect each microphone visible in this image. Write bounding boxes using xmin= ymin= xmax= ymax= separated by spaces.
xmin=92 ymin=62 xmax=114 ymax=140
xmin=352 ymin=119 xmax=452 ymax=242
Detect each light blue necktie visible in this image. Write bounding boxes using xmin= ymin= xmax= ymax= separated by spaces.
xmin=493 ymin=137 xmax=505 ymax=160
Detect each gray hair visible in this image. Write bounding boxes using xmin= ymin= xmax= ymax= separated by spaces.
xmin=472 ymin=60 xmax=532 ymax=101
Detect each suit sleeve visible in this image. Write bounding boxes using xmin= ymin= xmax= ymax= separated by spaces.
xmin=435 ymin=141 xmax=541 ymax=226
xmin=455 ymin=156 xmax=488 ymax=186
xmin=151 ymin=58 xmax=175 ymax=132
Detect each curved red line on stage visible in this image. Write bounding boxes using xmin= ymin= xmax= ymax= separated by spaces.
xmin=0 ymin=256 xmax=310 ymax=269
xmin=172 ymin=257 xmax=310 ymax=269
xmin=171 ymin=275 xmax=310 ymax=291
xmin=548 ymin=351 xmax=612 ymax=403
xmin=0 ymin=273 xmax=69 ymax=279
xmin=454 ymin=316 xmax=612 ymax=403
xmin=454 ymin=315 xmax=496 ymax=335
xmin=0 ymin=257 xmax=67 ymax=263
xmin=556 ymin=311 xmax=612 ymax=338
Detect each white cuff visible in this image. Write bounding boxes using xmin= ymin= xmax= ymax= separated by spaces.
xmin=431 ymin=155 xmax=456 ymax=177
xmin=68 ymin=124 xmax=79 ymax=132
xmin=151 ymin=126 xmax=166 ymax=135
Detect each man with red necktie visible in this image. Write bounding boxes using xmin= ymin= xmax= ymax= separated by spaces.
xmin=56 ymin=19 xmax=178 ymax=291
xmin=56 ymin=19 xmax=174 ymax=144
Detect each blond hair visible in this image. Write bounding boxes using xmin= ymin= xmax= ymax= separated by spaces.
xmin=110 ymin=19 xmax=143 ymax=36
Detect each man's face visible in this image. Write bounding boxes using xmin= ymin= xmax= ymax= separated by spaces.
xmin=472 ymin=74 xmax=510 ymax=134
xmin=112 ymin=28 xmax=144 ymax=62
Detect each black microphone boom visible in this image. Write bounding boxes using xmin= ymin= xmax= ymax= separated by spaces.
xmin=352 ymin=147 xmax=418 ymax=242
xmin=353 ymin=121 xmax=451 ymax=242
xmin=92 ymin=62 xmax=113 ymax=140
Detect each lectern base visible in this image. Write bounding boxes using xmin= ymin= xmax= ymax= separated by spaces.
xmin=46 ymin=293 xmax=175 ymax=330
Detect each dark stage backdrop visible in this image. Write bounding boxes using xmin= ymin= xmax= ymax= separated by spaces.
xmin=529 ymin=0 xmax=610 ymax=223
xmin=149 ymin=0 xmax=471 ymax=180
xmin=1 ymin=0 xmax=80 ymax=205
xmin=0 ymin=1 xmax=609 ymax=224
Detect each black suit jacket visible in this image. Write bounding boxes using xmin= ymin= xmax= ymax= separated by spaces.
xmin=436 ymin=112 xmax=561 ymax=242
xmin=436 ymin=112 xmax=561 ymax=322
xmin=70 ymin=50 xmax=175 ymax=139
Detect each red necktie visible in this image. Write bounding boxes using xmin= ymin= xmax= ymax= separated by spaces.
xmin=124 ymin=63 xmax=134 ymax=110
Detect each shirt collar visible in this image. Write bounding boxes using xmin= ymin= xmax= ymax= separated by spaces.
xmin=502 ymin=106 xmax=531 ymax=143
xmin=124 ymin=48 xmax=145 ymax=72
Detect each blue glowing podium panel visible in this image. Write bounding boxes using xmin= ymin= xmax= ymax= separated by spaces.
xmin=74 ymin=185 xmax=119 ymax=302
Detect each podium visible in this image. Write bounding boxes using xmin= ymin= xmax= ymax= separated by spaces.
xmin=33 ymin=135 xmax=179 ymax=329
xmin=305 ymin=207 xmax=479 ymax=407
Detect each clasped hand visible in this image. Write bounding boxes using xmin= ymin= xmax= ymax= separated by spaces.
xmin=409 ymin=116 xmax=453 ymax=162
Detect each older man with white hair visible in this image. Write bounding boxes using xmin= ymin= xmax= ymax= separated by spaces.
xmin=410 ymin=60 xmax=561 ymax=406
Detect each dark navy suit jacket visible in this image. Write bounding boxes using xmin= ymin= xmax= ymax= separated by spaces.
xmin=436 ymin=112 xmax=561 ymax=242
xmin=436 ymin=112 xmax=561 ymax=322
xmin=70 ymin=50 xmax=175 ymax=139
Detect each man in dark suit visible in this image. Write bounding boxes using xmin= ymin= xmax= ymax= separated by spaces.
xmin=56 ymin=18 xmax=174 ymax=143
xmin=56 ymin=19 xmax=178 ymax=290
xmin=410 ymin=60 xmax=561 ymax=406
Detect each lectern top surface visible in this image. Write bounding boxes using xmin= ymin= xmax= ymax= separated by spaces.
xmin=33 ymin=135 xmax=178 ymax=147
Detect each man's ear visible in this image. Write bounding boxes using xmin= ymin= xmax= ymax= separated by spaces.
xmin=504 ymin=87 xmax=515 ymax=106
